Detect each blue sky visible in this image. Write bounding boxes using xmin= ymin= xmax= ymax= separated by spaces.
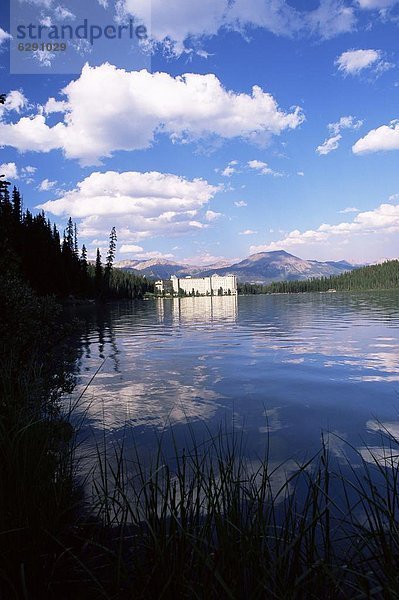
xmin=1 ymin=0 xmax=399 ymax=265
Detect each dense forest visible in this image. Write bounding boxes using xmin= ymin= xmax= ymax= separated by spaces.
xmin=0 ymin=175 xmax=153 ymax=300
xmin=238 ymin=260 xmax=399 ymax=295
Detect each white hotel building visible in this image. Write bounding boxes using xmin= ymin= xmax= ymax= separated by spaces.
xmin=155 ymin=274 xmax=238 ymax=296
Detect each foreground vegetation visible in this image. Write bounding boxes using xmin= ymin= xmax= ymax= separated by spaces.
xmin=4 ymin=399 xmax=399 ymax=599
xmin=79 ymin=425 xmax=399 ymax=599
xmin=238 ymin=259 xmax=399 ymax=295
xmin=0 ymin=274 xmax=81 ymax=599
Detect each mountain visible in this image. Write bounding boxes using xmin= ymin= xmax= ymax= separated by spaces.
xmin=325 ymin=260 xmax=357 ymax=270
xmin=115 ymin=250 xmax=356 ymax=284
xmin=114 ymin=258 xmax=203 ymax=280
xmin=198 ymin=251 xmax=356 ymax=284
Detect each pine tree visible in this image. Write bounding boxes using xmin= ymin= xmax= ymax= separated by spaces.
xmin=12 ymin=186 xmax=22 ymax=223
xmin=106 ymin=227 xmax=117 ymax=273
xmin=81 ymin=244 xmax=88 ymax=270
xmin=104 ymin=227 xmax=117 ymax=294
xmin=65 ymin=217 xmax=74 ymax=252
xmin=0 ymin=175 xmax=14 ymax=273
xmin=95 ymin=248 xmax=103 ymax=296
xmin=0 ymin=175 xmax=11 ymax=212
xmin=53 ymin=224 xmax=60 ymax=246
xmin=74 ymin=223 xmax=79 ymax=256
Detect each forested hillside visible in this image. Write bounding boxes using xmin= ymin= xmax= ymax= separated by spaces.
xmin=238 ymin=260 xmax=399 ymax=294
xmin=0 ymin=176 xmax=153 ymax=300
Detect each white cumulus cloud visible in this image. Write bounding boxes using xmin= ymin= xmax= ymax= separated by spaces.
xmin=120 ymin=0 xmax=356 ymax=51
xmin=221 ymin=160 xmax=239 ymax=177
xmin=222 ymin=166 xmax=236 ymax=177
xmin=328 ymin=115 xmax=363 ymax=136
xmin=44 ymin=97 xmax=69 ymax=114
xmin=353 ymin=120 xmax=399 ymax=154
xmin=335 ymin=49 xmax=393 ymax=76
xmin=0 ymin=64 xmax=304 ymax=165
xmin=316 ymin=134 xmax=342 ymax=155
xmin=0 ymin=90 xmax=28 ymax=119
xmin=205 ymin=210 xmax=222 ymax=221
xmin=248 ymin=159 xmax=282 ymax=176
xmin=22 ymin=165 xmax=37 ymax=174
xmin=119 ymin=244 xmax=144 ymax=254
xmin=0 ymin=162 xmax=19 ymax=179
xmin=38 ymin=178 xmax=57 ymax=191
xmin=306 ymin=0 xmax=356 ymax=39
xmin=36 ymin=170 xmax=220 ymax=243
xmin=317 ymin=115 xmax=363 ymax=155
xmin=250 ymin=200 xmax=399 ymax=260
xmin=143 ymin=252 xmax=175 ymax=260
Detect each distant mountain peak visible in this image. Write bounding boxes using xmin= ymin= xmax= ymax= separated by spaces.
xmin=115 ymin=250 xmax=356 ymax=284
xmin=135 ymin=258 xmax=179 ymax=268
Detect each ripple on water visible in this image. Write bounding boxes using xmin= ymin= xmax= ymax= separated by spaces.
xmin=71 ymin=292 xmax=399 ymax=471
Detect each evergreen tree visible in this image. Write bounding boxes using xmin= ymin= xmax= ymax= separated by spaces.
xmin=105 ymin=227 xmax=117 ymax=273
xmin=53 ymin=224 xmax=60 ymax=246
xmin=95 ymin=248 xmax=103 ymax=296
xmin=12 ymin=186 xmax=22 ymax=223
xmin=74 ymin=223 xmax=79 ymax=256
xmin=65 ymin=217 xmax=74 ymax=252
xmin=0 ymin=175 xmax=11 ymax=210
xmin=238 ymin=261 xmax=399 ymax=295
xmin=104 ymin=227 xmax=117 ymax=292
xmin=0 ymin=175 xmax=15 ymax=273
xmin=81 ymin=244 xmax=88 ymax=271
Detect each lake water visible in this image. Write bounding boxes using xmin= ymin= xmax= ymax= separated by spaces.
xmin=71 ymin=291 xmax=399 ymax=477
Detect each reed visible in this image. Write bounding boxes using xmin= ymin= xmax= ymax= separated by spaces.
xmin=81 ymin=423 xmax=399 ymax=599
xmin=3 ymin=390 xmax=399 ymax=598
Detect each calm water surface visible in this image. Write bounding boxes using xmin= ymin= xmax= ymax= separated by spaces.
xmin=71 ymin=292 xmax=399 ymax=473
